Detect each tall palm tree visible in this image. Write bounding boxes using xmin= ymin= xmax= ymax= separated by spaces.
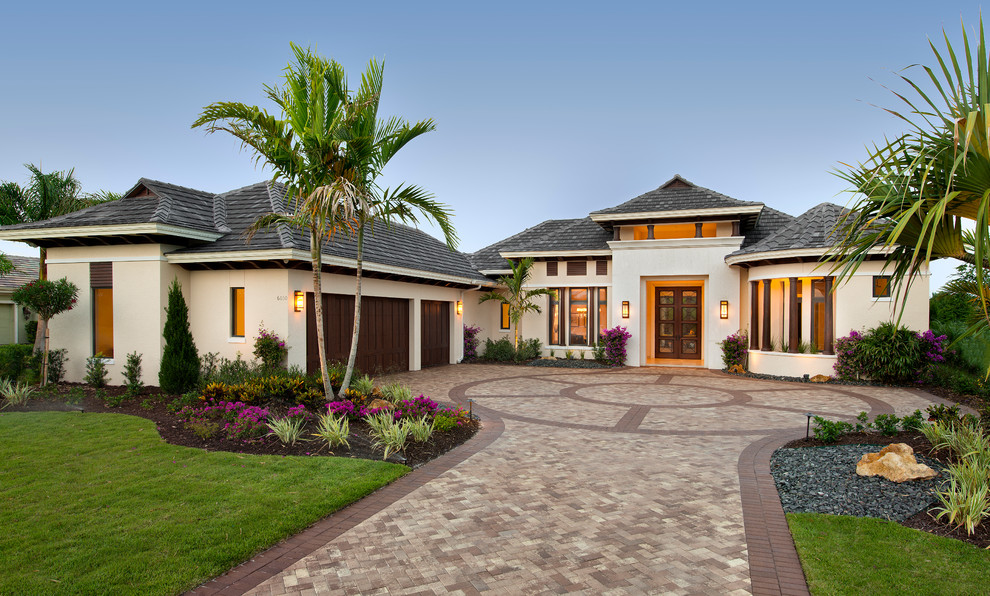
xmin=335 ymin=58 xmax=457 ymax=397
xmin=192 ymin=44 xmax=376 ymax=398
xmin=478 ymin=257 xmax=552 ymax=350
xmin=829 ymin=18 xmax=990 ymax=359
xmin=0 ymin=164 xmax=116 ymax=351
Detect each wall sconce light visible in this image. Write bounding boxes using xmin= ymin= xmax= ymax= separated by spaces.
xmin=456 ymin=300 xmax=463 ymax=315
xmin=293 ymin=291 xmax=304 ymax=312
xmin=720 ymin=300 xmax=729 ymax=319
xmin=621 ymin=301 xmax=630 ymax=318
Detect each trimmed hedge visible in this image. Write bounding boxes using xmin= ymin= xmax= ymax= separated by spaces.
xmin=0 ymin=344 xmax=33 ymax=381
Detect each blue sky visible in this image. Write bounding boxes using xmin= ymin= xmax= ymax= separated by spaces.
xmin=0 ymin=1 xmax=980 ymax=289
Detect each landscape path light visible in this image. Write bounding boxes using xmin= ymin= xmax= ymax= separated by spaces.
xmin=805 ymin=412 xmax=814 ymax=440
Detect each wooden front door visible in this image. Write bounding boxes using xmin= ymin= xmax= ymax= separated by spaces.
xmin=654 ymin=287 xmax=702 ymax=359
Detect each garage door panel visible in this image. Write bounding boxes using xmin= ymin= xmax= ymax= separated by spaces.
xmin=307 ymin=293 xmax=409 ymax=375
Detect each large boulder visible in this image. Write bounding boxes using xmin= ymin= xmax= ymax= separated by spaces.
xmin=856 ymin=443 xmax=937 ymax=483
xmin=809 ymin=374 xmax=831 ymax=383
xmin=728 ymin=364 xmax=746 ymax=374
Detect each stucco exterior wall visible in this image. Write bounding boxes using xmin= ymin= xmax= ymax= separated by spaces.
xmin=747 ymin=351 xmax=837 ymax=377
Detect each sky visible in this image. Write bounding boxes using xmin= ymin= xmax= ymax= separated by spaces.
xmin=0 ymin=0 xmax=981 ymax=291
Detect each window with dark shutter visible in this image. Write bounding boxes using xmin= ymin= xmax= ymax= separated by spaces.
xmin=547 ymin=261 xmax=558 ymax=276
xmin=567 ymin=261 xmax=586 ymax=276
xmin=596 ymin=260 xmax=607 ymax=276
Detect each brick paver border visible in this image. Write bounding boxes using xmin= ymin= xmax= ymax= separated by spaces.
xmin=186 ymin=410 xmax=505 ymax=596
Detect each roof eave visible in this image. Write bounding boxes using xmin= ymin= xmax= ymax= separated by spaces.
xmin=0 ymin=223 xmax=223 ymax=243
xmin=725 ymin=246 xmax=891 ymax=266
xmin=589 ymin=205 xmax=764 ymax=223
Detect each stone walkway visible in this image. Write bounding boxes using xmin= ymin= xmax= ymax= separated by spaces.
xmin=191 ymin=365 xmax=946 ymax=596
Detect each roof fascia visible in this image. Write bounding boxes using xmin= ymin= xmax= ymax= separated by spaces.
xmin=590 ymin=205 xmax=764 ymax=223
xmin=725 ymin=246 xmax=891 ymax=266
xmin=0 ymin=223 xmax=222 ymax=243
xmin=499 ymin=249 xmax=612 ymax=258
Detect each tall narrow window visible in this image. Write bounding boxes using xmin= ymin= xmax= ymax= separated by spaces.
xmin=500 ymin=302 xmax=510 ymax=330
xmin=231 ymin=287 xmax=245 ymax=337
xmin=91 ymin=262 xmax=113 ymax=358
xmin=548 ymin=289 xmax=561 ymax=345
xmin=597 ymin=288 xmax=607 ymax=337
xmin=796 ymin=280 xmax=803 ymax=344
xmin=569 ymin=288 xmax=588 ymax=345
xmin=811 ymin=279 xmax=825 ymax=351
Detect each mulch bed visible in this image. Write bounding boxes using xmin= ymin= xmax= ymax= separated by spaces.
xmin=785 ymin=430 xmax=990 ymax=549
xmin=6 ymin=383 xmax=478 ymax=469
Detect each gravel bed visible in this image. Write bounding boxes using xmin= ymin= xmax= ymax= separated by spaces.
xmin=771 ymin=444 xmax=946 ymax=521
xmin=722 ymin=368 xmax=887 ymax=386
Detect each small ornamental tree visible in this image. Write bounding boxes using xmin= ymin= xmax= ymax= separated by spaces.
xmin=12 ymin=277 xmax=78 ymax=385
xmin=159 ymin=279 xmax=200 ymax=394
xmin=599 ymin=326 xmax=632 ymax=367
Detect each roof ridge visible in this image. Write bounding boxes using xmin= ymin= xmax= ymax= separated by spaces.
xmin=212 ymin=193 xmax=232 ymax=233
xmin=151 ymin=189 xmax=173 ymax=224
xmin=138 ymin=177 xmax=215 ymax=196
xmin=266 ymin=183 xmax=295 ymax=249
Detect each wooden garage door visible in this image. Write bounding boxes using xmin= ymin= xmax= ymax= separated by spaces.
xmin=306 ymin=293 xmax=409 ymax=375
xmin=421 ymin=300 xmax=450 ymax=368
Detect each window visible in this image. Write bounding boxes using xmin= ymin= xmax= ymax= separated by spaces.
xmin=873 ymin=276 xmax=891 ymax=298
xmin=597 ymin=288 xmax=607 ymax=337
xmin=569 ymin=288 xmax=589 ymax=345
xmin=811 ymin=279 xmax=825 ymax=351
xmin=596 ymin=260 xmax=608 ymax=276
xmin=547 ymin=261 xmax=558 ymax=276
xmin=93 ymin=288 xmax=113 ymax=358
xmin=500 ymin=302 xmax=510 ymax=330
xmin=548 ymin=289 xmax=561 ymax=345
xmin=90 ymin=262 xmax=113 ymax=358
xmin=566 ymin=261 xmax=587 ymax=276
xmin=231 ymin=287 xmax=245 ymax=337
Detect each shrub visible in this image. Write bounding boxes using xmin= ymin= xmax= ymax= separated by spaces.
xmin=266 ymin=415 xmax=308 ymax=446
xmin=312 ymin=413 xmax=350 ymax=448
xmin=123 ymin=352 xmax=143 ymax=396
xmin=24 ymin=319 xmax=36 ymax=345
xmin=812 ymin=416 xmax=854 ymax=443
xmin=200 ymin=353 xmax=253 ymax=386
xmin=84 ymin=355 xmax=109 ymax=388
xmin=406 ymin=416 xmax=435 ymax=442
xmin=517 ymin=338 xmax=542 ymax=361
xmin=159 ymin=279 xmax=200 ymax=394
xmin=854 ymin=322 xmax=922 ymax=384
xmin=253 ymin=324 xmax=288 ymax=370
xmin=872 ymin=413 xmax=902 ymax=436
xmin=12 ymin=277 xmax=78 ymax=385
xmin=394 ymin=395 xmax=440 ymax=419
xmin=833 ymin=330 xmax=864 ymax=381
xmin=600 ymin=326 xmax=632 ymax=367
xmin=926 ymin=403 xmax=963 ymax=427
xmin=0 ymin=379 xmax=35 ymax=406
xmin=351 ymin=374 xmax=375 ymax=396
xmin=366 ymin=411 xmax=409 ymax=460
xmin=178 ymin=400 xmax=269 ymax=441
xmin=719 ymin=331 xmax=748 ymax=369
xmin=166 ymin=391 xmax=202 ymax=414
xmin=592 ymin=341 xmax=606 ymax=362
xmin=433 ymin=406 xmax=472 ymax=431
xmin=102 ymin=392 xmax=126 ymax=408
xmin=0 ymin=344 xmax=32 ymax=381
xmin=901 ymin=409 xmax=926 ymax=431
xmin=463 ymin=325 xmax=481 ymax=361
xmin=482 ymin=337 xmax=515 ymax=362
xmin=380 ymin=382 xmax=413 ymax=404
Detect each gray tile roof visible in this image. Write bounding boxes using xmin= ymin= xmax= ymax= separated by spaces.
xmin=0 ymin=178 xmax=218 ymax=233
xmin=170 ymin=181 xmax=489 ymax=283
xmin=0 ymin=255 xmax=38 ymax=292
xmin=737 ymin=207 xmax=795 ymax=250
xmin=469 ymin=217 xmax=612 ymax=271
xmin=729 ymin=202 xmax=847 ymax=258
xmin=591 ymin=175 xmax=763 ymax=216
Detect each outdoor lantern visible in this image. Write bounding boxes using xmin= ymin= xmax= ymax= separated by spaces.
xmin=293 ymin=291 xmax=304 ymax=312
xmin=456 ymin=300 xmax=463 ymax=315
xmin=621 ymin=301 xmax=630 ymax=318
xmin=720 ymin=300 xmax=729 ymax=319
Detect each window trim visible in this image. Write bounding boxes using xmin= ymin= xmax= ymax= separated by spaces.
xmin=872 ymin=275 xmax=892 ymax=299
xmin=568 ymin=287 xmax=590 ymax=346
xmin=500 ymin=302 xmax=511 ymax=330
xmin=231 ymin=287 xmax=245 ymax=338
xmin=92 ymin=287 xmax=114 ymax=359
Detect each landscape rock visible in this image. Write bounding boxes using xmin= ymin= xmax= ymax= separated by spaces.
xmin=809 ymin=374 xmax=831 ymax=383
xmin=728 ymin=365 xmax=746 ymax=374
xmin=856 ymin=443 xmax=938 ymax=483
xmin=367 ymin=399 xmax=395 ymax=411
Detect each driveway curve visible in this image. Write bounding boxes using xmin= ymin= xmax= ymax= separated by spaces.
xmin=193 ymin=365 xmax=946 ymax=596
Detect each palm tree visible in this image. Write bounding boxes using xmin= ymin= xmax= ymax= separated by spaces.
xmin=0 ymin=164 xmax=116 ymax=351
xmin=192 ymin=44 xmax=376 ymax=398
xmin=829 ymin=18 xmax=990 ymax=360
xmin=335 ymin=58 xmax=457 ymax=397
xmin=478 ymin=257 xmax=553 ymax=350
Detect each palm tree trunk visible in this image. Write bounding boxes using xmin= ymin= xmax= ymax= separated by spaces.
xmin=311 ymin=231 xmax=332 ymax=399
xmin=340 ymin=226 xmax=365 ymax=398
xmin=514 ymin=313 xmax=520 ymax=350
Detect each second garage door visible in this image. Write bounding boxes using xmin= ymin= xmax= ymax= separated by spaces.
xmin=306 ymin=293 xmax=409 ymax=375
xmin=420 ymin=300 xmax=450 ymax=368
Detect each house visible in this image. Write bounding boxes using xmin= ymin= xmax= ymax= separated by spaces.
xmin=0 ymin=174 xmax=929 ymax=384
xmin=0 ymin=255 xmax=39 ymax=345
xmin=0 ymin=178 xmax=490 ymax=384
xmin=466 ymin=175 xmax=929 ymax=377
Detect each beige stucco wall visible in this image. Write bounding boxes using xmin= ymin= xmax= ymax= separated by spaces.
xmin=747 ymin=351 xmax=837 ymax=377
xmin=46 ymin=244 xmax=187 ymax=385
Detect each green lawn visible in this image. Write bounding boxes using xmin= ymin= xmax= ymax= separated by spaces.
xmin=787 ymin=513 xmax=990 ymax=595
xmin=0 ymin=412 xmax=407 ymax=595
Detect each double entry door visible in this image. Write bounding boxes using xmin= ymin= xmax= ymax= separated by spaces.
xmin=654 ymin=287 xmax=702 ymax=359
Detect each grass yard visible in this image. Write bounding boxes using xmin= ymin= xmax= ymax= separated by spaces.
xmin=787 ymin=513 xmax=990 ymax=595
xmin=0 ymin=412 xmax=407 ymax=595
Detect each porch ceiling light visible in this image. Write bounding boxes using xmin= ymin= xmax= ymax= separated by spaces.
xmin=456 ymin=300 xmax=463 ymax=315
xmin=293 ymin=291 xmax=304 ymax=312
xmin=720 ymin=300 xmax=729 ymax=319
xmin=621 ymin=301 xmax=630 ymax=318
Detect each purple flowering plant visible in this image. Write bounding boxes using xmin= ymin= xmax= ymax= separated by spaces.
xmin=463 ymin=325 xmax=482 ymax=361
xmin=833 ymin=330 xmax=863 ymax=381
xmin=917 ymin=329 xmax=948 ymax=383
xmin=599 ymin=326 xmax=631 ymax=367
xmin=253 ymin=324 xmax=288 ymax=369
xmin=179 ymin=400 xmax=270 ymax=441
xmin=719 ymin=331 xmax=748 ymax=369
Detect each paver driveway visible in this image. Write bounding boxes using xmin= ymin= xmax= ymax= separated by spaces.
xmin=195 ymin=365 xmax=945 ymax=596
